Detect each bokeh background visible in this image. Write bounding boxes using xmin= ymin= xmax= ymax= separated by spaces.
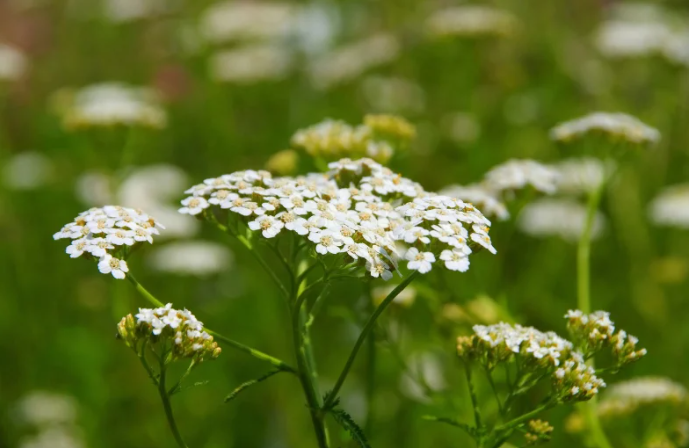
xmin=2 ymin=0 xmax=689 ymax=447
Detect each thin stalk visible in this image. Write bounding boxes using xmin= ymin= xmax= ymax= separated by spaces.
xmin=291 ymin=287 xmax=329 ymax=448
xmin=126 ymin=275 xmax=296 ymax=373
xmin=422 ymin=415 xmax=474 ymax=438
xmin=323 ymin=271 xmax=420 ymax=409
xmin=158 ymin=365 xmax=189 ymax=448
xmin=576 ymin=181 xmax=613 ymax=448
xmin=465 ymin=365 xmax=483 ymax=436
xmin=493 ymin=400 xmax=556 ymax=434
xmin=484 ymin=367 xmax=505 ymax=418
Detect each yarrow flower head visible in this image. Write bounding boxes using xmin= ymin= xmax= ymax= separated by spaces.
xmin=179 ymin=158 xmax=495 ymax=279
xmin=457 ymin=321 xmax=604 ymax=402
xmin=554 ymin=157 xmax=616 ymax=195
xmin=53 ymin=206 xmax=164 ymax=279
xmin=648 ymin=184 xmax=689 ymax=229
xmin=425 ymin=6 xmax=519 ymax=39
xmin=598 ymin=377 xmax=687 ymax=418
xmin=440 ymin=184 xmax=510 ymax=221
xmin=0 ymin=43 xmax=28 ymax=82
xmin=483 ymin=159 xmax=560 ymax=196
xmin=291 ymin=115 xmax=415 ymax=165
xmin=518 ymin=198 xmax=606 ymax=243
xmin=52 ymin=82 xmax=167 ymax=130
xmin=117 ymin=304 xmax=221 ymax=362
xmin=550 ymin=112 xmax=660 ymax=146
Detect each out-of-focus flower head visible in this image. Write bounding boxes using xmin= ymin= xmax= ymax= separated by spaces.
xmin=3 ymin=152 xmax=53 ymax=191
xmin=53 ymin=83 xmax=167 ymax=130
xmin=554 ymin=157 xmax=616 ymax=196
xmin=53 ymin=206 xmax=165 ymax=279
xmin=308 ymin=33 xmax=400 ymax=90
xmin=14 ymin=391 xmax=78 ymax=427
xmin=199 ymin=1 xmax=298 ymax=44
xmin=565 ymin=310 xmax=647 ymax=368
xmin=399 ymin=352 xmax=447 ymax=403
xmin=484 ymin=159 xmax=560 ymax=196
xmin=517 ymin=198 xmax=605 ymax=242
xmin=0 ymin=43 xmax=28 ymax=81
xmin=440 ymin=184 xmax=509 ymax=221
xmin=425 ymin=6 xmax=518 ymax=39
xmin=118 ymin=304 xmax=221 ymax=362
xmin=266 ymin=149 xmax=299 ymax=176
xmin=148 ymin=241 xmax=232 ymax=276
xmin=648 ymin=184 xmax=689 ymax=229
xmin=550 ymin=112 xmax=660 ymax=146
xmin=524 ymin=419 xmax=554 ymax=445
xmin=208 ymin=44 xmax=292 ymax=84
xmin=291 ymin=115 xmax=416 ymax=164
xmin=103 ymin=0 xmax=173 ymax=23
xmin=372 ymin=284 xmax=416 ymax=308
xmin=179 ymin=158 xmax=496 ymax=279
xmin=598 ymin=377 xmax=687 ymax=418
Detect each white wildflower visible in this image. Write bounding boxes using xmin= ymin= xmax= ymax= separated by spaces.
xmin=554 ymin=157 xmax=615 ymax=195
xmin=249 ymin=215 xmax=284 ymax=238
xmin=208 ymin=44 xmax=292 ymax=83
xmin=98 ymin=254 xmax=129 ymax=279
xmin=484 ymin=159 xmax=559 ymax=195
xmin=179 ymin=196 xmax=209 ymax=215
xmin=0 ymin=43 xmax=28 ymax=81
xmin=518 ymin=198 xmax=605 ymax=242
xmin=405 ymin=248 xmax=435 ymax=273
xmin=426 ymin=6 xmax=518 ymax=39
xmin=648 ymin=184 xmax=689 ymax=229
xmin=550 ymin=112 xmax=660 ymax=145
xmin=599 ymin=377 xmax=687 ymax=417
xmin=14 ymin=391 xmax=77 ymax=427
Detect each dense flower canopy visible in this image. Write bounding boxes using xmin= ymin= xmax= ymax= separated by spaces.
xmin=179 ymin=158 xmax=496 ymax=278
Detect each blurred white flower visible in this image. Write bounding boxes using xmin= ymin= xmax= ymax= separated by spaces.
xmin=595 ymin=20 xmax=672 ymax=59
xmin=309 ymin=33 xmax=400 ymax=90
xmin=104 ymin=0 xmax=172 ymax=23
xmin=518 ymin=198 xmax=605 ymax=242
xmin=292 ymin=2 xmax=341 ymax=56
xmin=3 ymin=152 xmax=53 ymax=190
xmin=484 ymin=159 xmax=559 ymax=195
xmin=648 ymin=184 xmax=689 ymax=229
xmin=361 ymin=76 xmax=426 ymax=114
xmin=19 ymin=426 xmax=85 ymax=448
xmin=425 ymin=6 xmax=518 ymax=39
xmin=664 ymin=30 xmax=689 ymax=67
xmin=208 ymin=44 xmax=292 ymax=84
xmin=55 ymin=83 xmax=166 ymax=129
xmin=440 ymin=184 xmax=509 ymax=221
xmin=148 ymin=241 xmax=232 ymax=275
xmin=0 ymin=43 xmax=28 ymax=81
xmin=399 ymin=352 xmax=446 ymax=403
xmin=200 ymin=1 xmax=297 ymax=44
xmin=599 ymin=377 xmax=687 ymax=417
xmin=554 ymin=157 xmax=615 ymax=195
xmin=77 ymin=165 xmax=198 ymax=239
xmin=14 ymin=391 xmax=78 ymax=427
xmin=550 ymin=112 xmax=660 ymax=145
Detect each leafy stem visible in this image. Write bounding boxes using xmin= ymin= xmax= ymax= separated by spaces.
xmin=157 ymin=353 xmax=189 ymax=448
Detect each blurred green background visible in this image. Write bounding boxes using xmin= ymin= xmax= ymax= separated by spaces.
xmin=2 ymin=0 xmax=689 ymax=447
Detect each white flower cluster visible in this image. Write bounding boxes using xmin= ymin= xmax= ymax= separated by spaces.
xmin=648 ymin=184 xmax=689 ymax=229
xmin=483 ymin=159 xmax=560 ymax=195
xmin=53 ymin=82 xmax=167 ymax=130
xmin=517 ymin=198 xmax=605 ymax=242
xmin=550 ymin=112 xmax=660 ymax=145
xmin=565 ymin=310 xmax=647 ymax=367
xmin=118 ymin=304 xmax=221 ymax=361
xmin=425 ymin=6 xmax=518 ymax=39
xmin=458 ymin=321 xmax=605 ymax=401
xmin=0 ymin=43 xmax=28 ymax=81
xmin=208 ymin=44 xmax=292 ymax=84
xmin=598 ymin=377 xmax=688 ymax=417
xmin=179 ymin=158 xmax=495 ymax=278
xmin=199 ymin=1 xmax=297 ymax=44
xmin=554 ymin=157 xmax=615 ymax=195
xmin=53 ymin=206 xmax=164 ymax=279
xmin=14 ymin=391 xmax=85 ymax=448
xmin=308 ymin=34 xmax=400 ymax=90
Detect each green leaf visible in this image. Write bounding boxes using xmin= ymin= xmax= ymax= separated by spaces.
xmin=329 ymin=406 xmax=371 ymax=448
xmin=224 ymin=370 xmax=283 ymax=403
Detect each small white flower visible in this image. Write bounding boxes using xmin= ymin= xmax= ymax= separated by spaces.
xmin=106 ymin=228 xmax=136 ymax=246
xmin=179 ymin=196 xmax=209 ymax=215
xmin=440 ymin=249 xmax=470 ymax=272
xmin=248 ymin=215 xmax=284 ymax=238
xmin=98 ymin=255 xmax=129 ymax=279
xmin=405 ymin=248 xmax=435 ymax=273
xmin=66 ymin=238 xmax=90 ymax=258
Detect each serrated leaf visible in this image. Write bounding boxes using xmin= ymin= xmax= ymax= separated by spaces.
xmin=329 ymin=407 xmax=371 ymax=448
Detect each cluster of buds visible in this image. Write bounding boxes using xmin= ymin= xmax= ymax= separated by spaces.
xmin=550 ymin=112 xmax=660 ymax=146
xmin=117 ymin=304 xmax=221 ymax=363
xmin=53 ymin=206 xmax=164 ymax=279
xmin=565 ymin=310 xmax=647 ymax=368
xmin=290 ymin=115 xmax=416 ymax=164
xmin=552 ymin=352 xmax=606 ymax=402
xmin=179 ymin=158 xmax=495 ymax=278
xmin=524 ymin=419 xmax=554 ymax=445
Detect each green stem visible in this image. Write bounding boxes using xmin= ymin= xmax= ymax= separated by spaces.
xmin=484 ymin=367 xmax=505 ymax=418
xmin=493 ymin=400 xmax=556 ymax=434
xmin=465 ymin=365 xmax=483 ymax=436
xmin=158 ymin=365 xmax=189 ymax=448
xmin=576 ymin=181 xmax=612 ymax=448
xmin=422 ymin=415 xmax=474 ymax=438
xmin=126 ymin=275 xmax=296 ymax=373
xmin=291 ymin=288 xmax=329 ymax=448
xmin=323 ymin=271 xmax=420 ymax=409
